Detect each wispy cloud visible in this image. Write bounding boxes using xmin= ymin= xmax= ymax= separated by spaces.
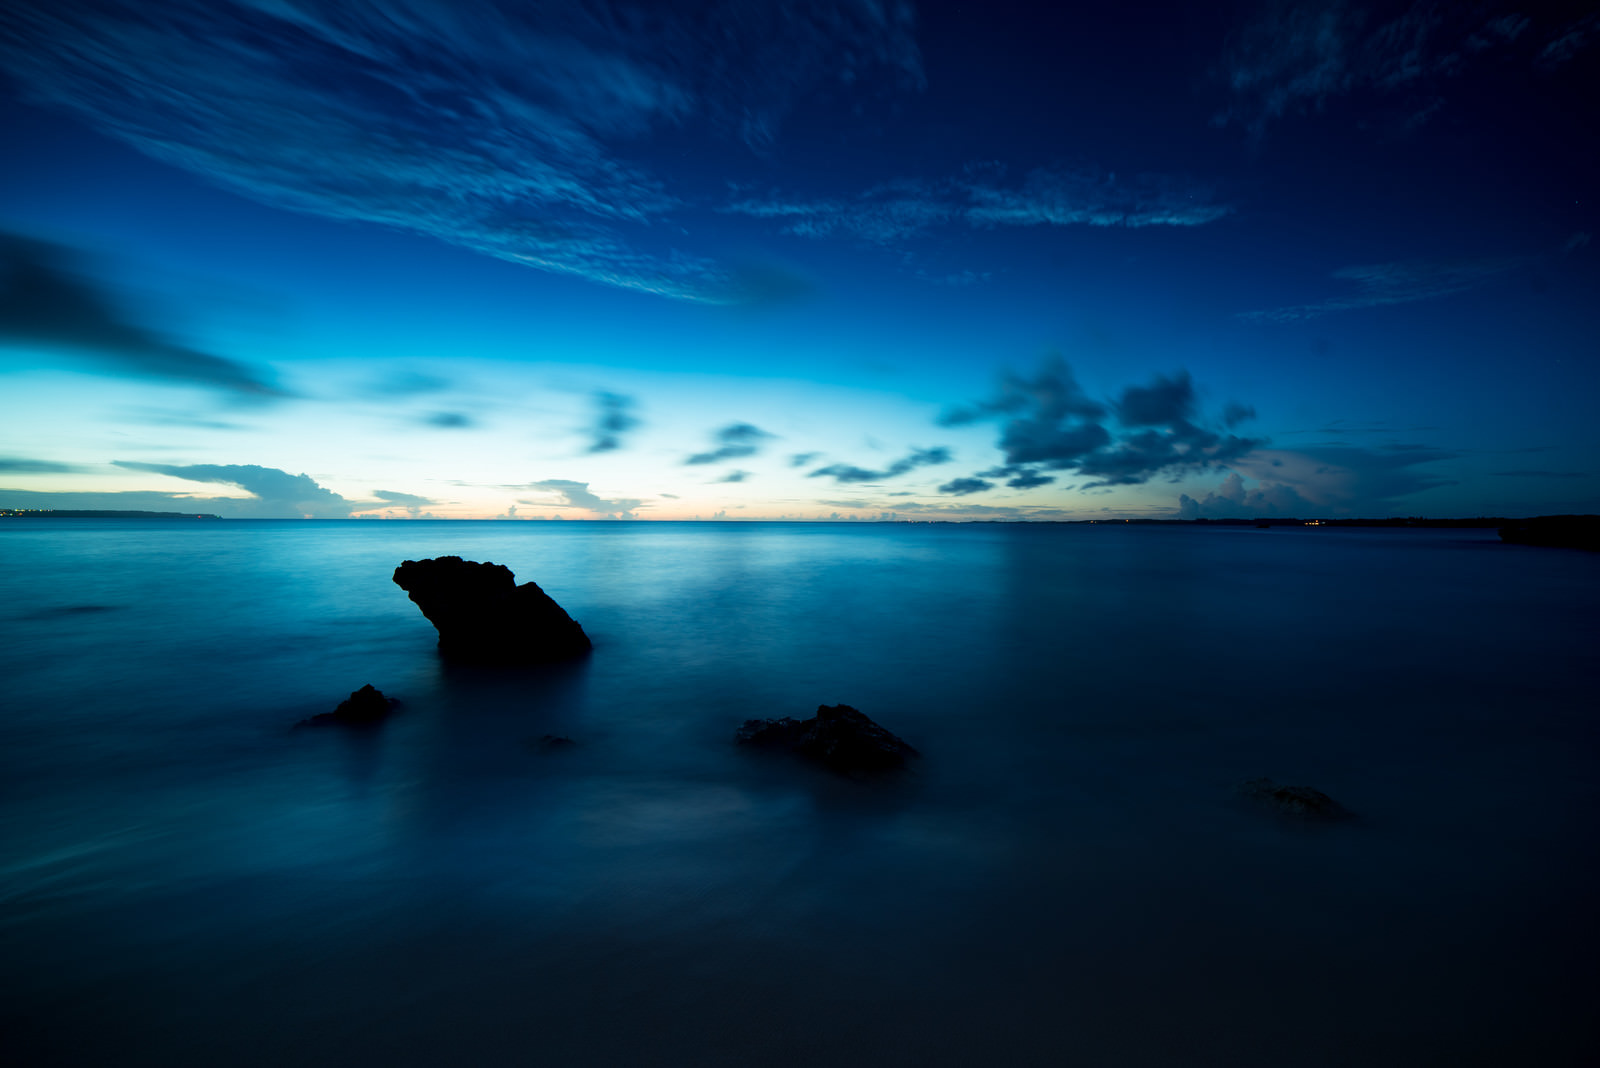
xmin=725 ymin=165 xmax=1230 ymax=245
xmin=1537 ymin=12 xmax=1600 ymax=68
xmin=1217 ymin=2 xmax=1589 ymax=133
xmin=0 ymin=232 xmax=288 ymax=397
xmin=586 ymin=391 xmax=639 ymax=454
xmin=808 ymin=446 xmax=952 ymax=484
xmin=1239 ymin=256 xmax=1529 ymax=322
xmin=1492 ymin=469 xmax=1589 ymax=479
xmin=0 ymin=456 xmax=83 ymax=473
xmin=686 ymin=423 xmax=774 ymax=465
xmin=0 ymin=1 xmax=920 ymax=303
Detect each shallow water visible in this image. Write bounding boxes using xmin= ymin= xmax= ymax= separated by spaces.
xmin=2 ymin=520 xmax=1596 ymax=1065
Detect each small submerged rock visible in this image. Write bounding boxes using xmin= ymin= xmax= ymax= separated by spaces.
xmin=737 ymin=704 xmax=919 ymax=774
xmin=534 ymin=733 xmax=576 ymax=751
xmin=392 ymin=555 xmax=592 ymax=664
xmin=1238 ymin=777 xmax=1349 ymax=819
xmin=298 ymin=684 xmax=400 ymax=728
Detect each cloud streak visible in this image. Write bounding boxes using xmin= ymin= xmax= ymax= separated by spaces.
xmin=686 ymin=423 xmax=774 ymax=465
xmin=0 ymin=456 xmax=82 ymax=474
xmin=808 ymin=446 xmax=952 ymax=484
xmin=0 ymin=232 xmax=288 ymax=397
xmin=725 ymin=165 xmax=1230 ymax=245
xmin=1239 ymin=257 xmax=1530 ymax=322
xmin=0 ymin=1 xmax=920 ymax=303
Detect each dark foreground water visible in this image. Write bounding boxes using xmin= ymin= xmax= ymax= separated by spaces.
xmin=2 ymin=520 xmax=1596 ymax=1066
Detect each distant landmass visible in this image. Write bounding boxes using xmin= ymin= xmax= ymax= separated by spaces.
xmin=1 ymin=511 xmax=1594 ymax=547
xmin=0 ymin=509 xmax=223 ymax=519
xmin=1494 ymin=514 xmax=1600 ymax=551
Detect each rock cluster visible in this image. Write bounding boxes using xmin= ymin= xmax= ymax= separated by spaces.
xmin=1238 ymin=777 xmax=1349 ymax=818
xmin=392 ymin=556 xmax=591 ymax=664
xmin=298 ymin=683 xmax=399 ymax=728
xmin=737 ymin=704 xmax=919 ymax=773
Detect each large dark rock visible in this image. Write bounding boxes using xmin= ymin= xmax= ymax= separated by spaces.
xmin=737 ymin=704 xmax=919 ymax=773
xmin=1238 ymin=777 xmax=1350 ymax=819
xmin=298 ymin=683 xmax=399 ymax=728
xmin=393 ymin=556 xmax=592 ymax=664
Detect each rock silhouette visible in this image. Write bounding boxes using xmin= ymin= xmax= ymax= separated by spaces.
xmin=393 ymin=556 xmax=592 ymax=664
xmin=737 ymin=704 xmax=919 ymax=773
xmin=1238 ymin=777 xmax=1349 ymax=818
xmin=298 ymin=683 xmax=399 ymax=727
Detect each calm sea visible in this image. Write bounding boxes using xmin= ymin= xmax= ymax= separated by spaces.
xmin=2 ymin=520 xmax=1596 ymax=1065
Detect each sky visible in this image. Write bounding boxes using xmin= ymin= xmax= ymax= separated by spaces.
xmin=1 ymin=0 xmax=1596 ymax=520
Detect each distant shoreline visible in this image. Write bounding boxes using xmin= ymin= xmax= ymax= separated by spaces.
xmin=0 ymin=510 xmax=223 ymax=520
xmin=3 ymin=509 xmax=1593 ymax=528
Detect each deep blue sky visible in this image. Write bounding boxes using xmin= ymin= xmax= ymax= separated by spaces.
xmin=1 ymin=0 xmax=1596 ymax=518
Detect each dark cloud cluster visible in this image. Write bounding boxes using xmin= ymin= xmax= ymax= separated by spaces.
xmin=587 ymin=391 xmax=639 ymax=453
xmin=977 ymin=467 xmax=1056 ymax=489
xmin=938 ymin=477 xmax=992 ymax=496
xmin=686 ymin=423 xmax=774 ymax=465
xmin=0 ymin=1 xmax=920 ymax=303
xmin=0 ymin=231 xmax=287 ymax=398
xmin=940 ymin=359 xmax=1262 ymax=494
xmin=808 ymin=446 xmax=951 ymax=484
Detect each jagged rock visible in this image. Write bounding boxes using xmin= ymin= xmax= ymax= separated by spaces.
xmin=392 ymin=556 xmax=592 ymax=664
xmin=1238 ymin=777 xmax=1349 ymax=818
xmin=298 ymin=683 xmax=399 ymax=728
xmin=737 ymin=704 xmax=919 ymax=773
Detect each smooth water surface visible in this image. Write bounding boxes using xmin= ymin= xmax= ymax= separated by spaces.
xmin=2 ymin=521 xmax=1596 ymax=1065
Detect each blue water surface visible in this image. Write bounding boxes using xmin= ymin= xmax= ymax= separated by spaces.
xmin=2 ymin=520 xmax=1596 ymax=1065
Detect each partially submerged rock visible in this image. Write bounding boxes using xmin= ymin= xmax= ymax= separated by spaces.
xmin=737 ymin=704 xmax=919 ymax=774
xmin=392 ymin=556 xmax=591 ymax=664
xmin=1238 ymin=777 xmax=1350 ymax=819
xmin=299 ymin=683 xmax=399 ymax=728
